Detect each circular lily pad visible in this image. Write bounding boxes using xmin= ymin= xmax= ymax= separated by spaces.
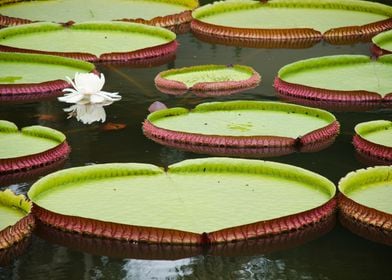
xmin=353 ymin=120 xmax=392 ymax=163
xmin=0 ymin=52 xmax=95 ymax=97
xmin=372 ymin=29 xmax=392 ymax=57
xmin=0 ymin=120 xmax=70 ymax=174
xmin=154 ymin=64 xmax=261 ymax=96
xmin=0 ymin=21 xmax=178 ymax=62
xmin=338 ymin=166 xmax=392 ymax=245
xmin=143 ymin=101 xmax=340 ymax=157
xmin=274 ymin=55 xmax=392 ymax=104
xmin=0 ymin=0 xmax=198 ymax=30
xmin=0 ymin=189 xmax=34 ymax=250
xmin=191 ymin=0 xmax=392 ymax=45
xmin=28 ymin=158 xmax=336 ymax=244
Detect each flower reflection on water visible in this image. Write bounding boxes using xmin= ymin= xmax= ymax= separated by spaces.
xmin=63 ymin=101 xmax=112 ymax=124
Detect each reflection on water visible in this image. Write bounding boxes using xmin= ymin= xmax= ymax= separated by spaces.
xmin=1 ymin=223 xmax=391 ymax=279
xmin=122 ymin=258 xmax=194 ymax=279
xmin=63 ymin=102 xmax=111 ymax=124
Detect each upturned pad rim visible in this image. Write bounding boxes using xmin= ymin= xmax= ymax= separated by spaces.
xmin=191 ymin=0 xmax=392 ymax=44
xmin=0 ymin=21 xmax=178 ymax=62
xmin=154 ymin=64 xmax=261 ymax=95
xmin=372 ymin=29 xmax=392 ymax=56
xmin=144 ymin=100 xmax=339 ymax=152
xmin=275 ymin=54 xmax=392 ymax=102
xmin=0 ymin=0 xmax=199 ymax=29
xmin=0 ymin=120 xmax=70 ymax=174
xmin=0 ymin=189 xmax=35 ymax=250
xmin=353 ymin=120 xmax=392 ymax=162
xmin=338 ymin=166 xmax=392 ymax=238
xmin=0 ymin=52 xmax=95 ymax=95
xmin=28 ymin=158 xmax=336 ymax=244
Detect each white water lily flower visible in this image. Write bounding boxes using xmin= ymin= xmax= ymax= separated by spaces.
xmin=58 ymin=72 xmax=121 ymax=104
xmin=64 ymin=102 xmax=111 ymax=124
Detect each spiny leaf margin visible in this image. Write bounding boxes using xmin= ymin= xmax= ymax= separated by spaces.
xmin=28 ymin=163 xmax=164 ymax=200
xmin=192 ymin=0 xmax=392 ymax=20
xmin=0 ymin=189 xmax=31 ymax=214
xmin=169 ymin=157 xmax=336 ymax=197
xmin=354 ymin=120 xmax=392 ymax=141
xmin=338 ymin=165 xmax=392 ymax=196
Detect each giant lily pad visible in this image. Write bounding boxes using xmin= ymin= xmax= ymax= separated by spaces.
xmin=154 ymin=64 xmax=261 ymax=96
xmin=143 ymin=101 xmax=340 ymax=157
xmin=191 ymin=0 xmax=392 ymax=45
xmin=0 ymin=120 xmax=70 ymax=174
xmin=274 ymin=55 xmax=392 ymax=104
xmin=372 ymin=29 xmax=392 ymax=57
xmin=0 ymin=21 xmax=178 ymax=62
xmin=0 ymin=52 xmax=95 ymax=98
xmin=353 ymin=120 xmax=392 ymax=164
xmin=28 ymin=158 xmax=336 ymax=244
xmin=0 ymin=0 xmax=198 ymax=31
xmin=0 ymin=189 xmax=34 ymax=250
xmin=338 ymin=166 xmax=392 ymax=245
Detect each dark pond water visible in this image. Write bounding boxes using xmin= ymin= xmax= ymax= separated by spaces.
xmin=1 ymin=0 xmax=391 ymax=279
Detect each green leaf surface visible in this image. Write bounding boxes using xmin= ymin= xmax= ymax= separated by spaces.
xmin=339 ymin=166 xmax=392 ymax=214
xmin=0 ymin=189 xmax=30 ymax=231
xmin=0 ymin=0 xmax=198 ymax=22
xmin=0 ymin=205 xmax=25 ymax=231
xmin=161 ymin=65 xmax=254 ymax=87
xmin=0 ymin=21 xmax=176 ymax=57
xmin=193 ymin=0 xmax=392 ymax=33
xmin=355 ymin=120 xmax=392 ymax=148
xmin=148 ymin=101 xmax=335 ymax=138
xmin=0 ymin=121 xmax=66 ymax=159
xmin=29 ymin=158 xmax=335 ymax=234
xmin=0 ymin=52 xmax=94 ymax=84
xmin=373 ymin=29 xmax=392 ymax=52
xmin=279 ymin=55 xmax=392 ymax=97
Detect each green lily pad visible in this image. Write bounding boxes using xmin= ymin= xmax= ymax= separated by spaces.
xmin=355 ymin=120 xmax=392 ymax=148
xmin=0 ymin=189 xmax=34 ymax=250
xmin=0 ymin=120 xmax=70 ymax=174
xmin=353 ymin=120 xmax=392 ymax=163
xmin=28 ymin=158 xmax=336 ymax=244
xmin=372 ymin=29 xmax=392 ymax=56
xmin=275 ymin=55 xmax=392 ymax=102
xmin=0 ymin=21 xmax=177 ymax=62
xmin=0 ymin=0 xmax=198 ymax=28
xmin=338 ymin=166 xmax=392 ymax=244
xmin=191 ymin=0 xmax=392 ymax=44
xmin=155 ymin=64 xmax=261 ymax=96
xmin=143 ymin=101 xmax=339 ymax=157
xmin=0 ymin=52 xmax=94 ymax=96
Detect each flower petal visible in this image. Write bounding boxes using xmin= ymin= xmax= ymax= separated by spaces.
xmin=58 ymin=92 xmax=84 ymax=103
xmin=74 ymin=73 xmax=104 ymax=94
xmin=89 ymin=94 xmax=106 ymax=104
xmin=99 ymin=91 xmax=122 ymax=101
